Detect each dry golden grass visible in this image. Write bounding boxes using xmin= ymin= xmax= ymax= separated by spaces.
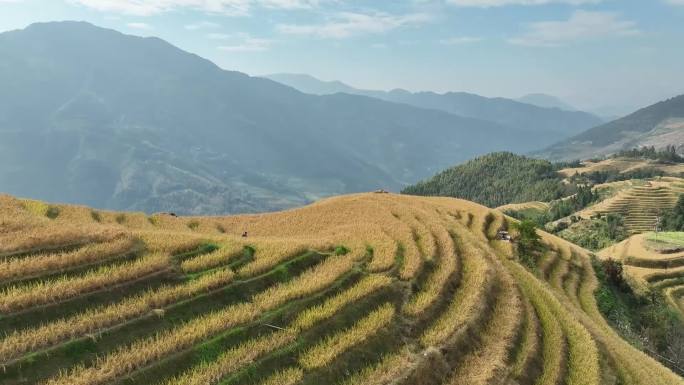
xmin=342 ymin=348 xmax=413 ymax=385
xmin=446 ymin=269 xmax=522 ymax=385
xmin=420 ymin=231 xmax=492 ymax=347
xmin=292 ymin=274 xmax=393 ymax=331
xmin=529 ymin=230 xmax=683 ymax=385
xmin=0 ymin=253 xmax=169 ymax=313
xmin=164 ymin=330 xmax=296 ymax=385
xmin=558 ymin=158 xmax=684 ymax=178
xmin=505 ymin=258 xmax=600 ymax=385
xmin=299 ymin=302 xmax=395 ymax=369
xmin=496 ymin=201 xmax=550 ymax=212
xmin=45 ymin=303 xmax=258 ymax=385
xmin=256 ymin=367 xmax=304 ymax=385
xmin=384 ymin=203 xmax=435 ymax=280
xmin=403 ymin=221 xmax=457 ymax=316
xmin=134 ymin=230 xmax=213 ymax=253
xmin=0 ymin=224 xmax=126 ymax=257
xmin=0 ymin=235 xmax=138 ymax=282
xmin=0 ymin=268 xmax=235 ymax=364
xmin=237 ymin=238 xmax=336 ymax=277
xmin=509 ymin=298 xmax=541 ymax=380
xmin=180 ymin=242 xmax=244 ymax=273
xmin=2 ymin=192 xmax=682 ymax=385
xmin=253 ymin=255 xmax=356 ymax=311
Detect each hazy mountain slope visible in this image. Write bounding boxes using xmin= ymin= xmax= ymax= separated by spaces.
xmin=0 ymin=21 xmax=536 ymax=215
xmin=265 ymin=73 xmax=358 ymax=95
xmin=264 ymin=73 xmax=603 ymax=139
xmin=517 ymin=93 xmax=576 ymax=111
xmin=536 ymin=95 xmax=684 ymax=161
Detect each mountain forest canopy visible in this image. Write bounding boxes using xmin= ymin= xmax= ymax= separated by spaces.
xmin=402 ymin=152 xmax=566 ymax=208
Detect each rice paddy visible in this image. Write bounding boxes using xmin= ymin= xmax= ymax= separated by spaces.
xmin=573 ymin=177 xmax=684 ymax=234
xmin=0 ymin=192 xmax=681 ymax=385
xmin=599 ymin=232 xmax=684 ymax=318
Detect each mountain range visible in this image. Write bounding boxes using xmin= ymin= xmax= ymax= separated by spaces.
xmin=517 ymin=93 xmax=576 ymax=111
xmin=536 ymin=94 xmax=684 ymax=161
xmin=0 ymin=21 xmax=561 ymax=215
xmin=2 ymin=22 xmax=679 ymax=215
xmin=265 ymin=73 xmax=603 ymax=139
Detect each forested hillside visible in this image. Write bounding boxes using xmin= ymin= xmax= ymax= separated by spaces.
xmin=402 ymin=152 xmax=565 ymax=208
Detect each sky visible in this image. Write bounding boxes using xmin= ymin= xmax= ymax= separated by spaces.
xmin=0 ymin=0 xmax=683 ymax=116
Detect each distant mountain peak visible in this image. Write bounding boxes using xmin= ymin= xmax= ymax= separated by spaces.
xmin=517 ymin=93 xmax=576 ymax=111
xmin=535 ymin=93 xmax=684 ymax=161
xmin=266 ymin=72 xmax=603 ymax=138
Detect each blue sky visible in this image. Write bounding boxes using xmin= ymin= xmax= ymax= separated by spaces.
xmin=1 ymin=0 xmax=683 ymax=115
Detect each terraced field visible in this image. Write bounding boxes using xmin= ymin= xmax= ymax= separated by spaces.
xmin=559 ymin=158 xmax=684 ymax=178
xmin=599 ymin=233 xmax=684 ymax=317
xmin=497 ymin=201 xmax=550 ymax=213
xmin=574 ymin=177 xmax=684 ymax=233
xmin=0 ymin=193 xmax=681 ymax=385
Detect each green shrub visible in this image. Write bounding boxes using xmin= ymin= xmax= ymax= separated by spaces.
xmin=661 ymin=195 xmax=684 ymax=231
xmin=513 ymin=220 xmax=542 ymax=269
xmin=187 ymin=221 xmax=200 ymax=230
xmin=115 ymin=214 xmax=126 ymax=224
xmin=46 ymin=206 xmax=60 ymax=219
xmin=558 ymin=214 xmax=627 ymax=251
xmin=334 ymin=246 xmax=350 ymax=255
xmin=590 ymin=255 xmax=684 ymax=371
xmin=90 ymin=210 xmax=102 ymax=222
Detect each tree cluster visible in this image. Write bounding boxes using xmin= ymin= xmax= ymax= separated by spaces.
xmin=660 ymin=195 xmax=684 ymax=231
xmin=402 ymin=152 xmax=566 ymax=208
xmin=613 ymin=145 xmax=683 ymax=163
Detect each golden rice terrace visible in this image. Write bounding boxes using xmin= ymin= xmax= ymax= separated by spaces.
xmin=572 ymin=177 xmax=684 ymax=234
xmin=0 ymin=193 xmax=681 ymax=385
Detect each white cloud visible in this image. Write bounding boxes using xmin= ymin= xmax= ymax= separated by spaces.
xmin=277 ymin=12 xmax=431 ymax=39
xmin=439 ymin=36 xmax=483 ymax=45
xmin=217 ymin=33 xmax=272 ymax=51
xmin=447 ymin=0 xmax=602 ymax=6
xmin=207 ymin=32 xmax=233 ymax=39
xmin=127 ymin=22 xmax=153 ymax=29
xmin=68 ymin=0 xmax=250 ymax=16
xmin=185 ymin=21 xmax=221 ymax=30
xmin=259 ymin=0 xmax=319 ymax=9
xmin=218 ymin=38 xmax=272 ymax=51
xmin=67 ymin=0 xmax=321 ymax=16
xmin=508 ymin=10 xmax=640 ymax=47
